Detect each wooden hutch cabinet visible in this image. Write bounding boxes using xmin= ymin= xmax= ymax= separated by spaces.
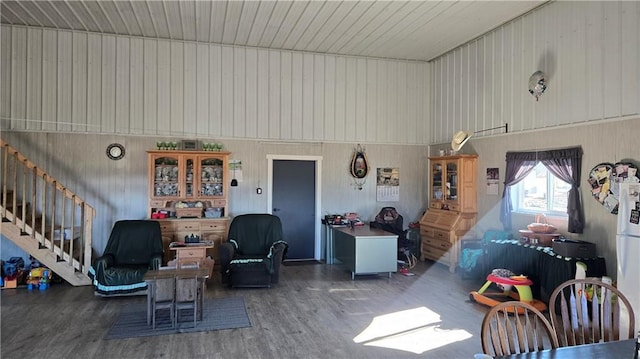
xmin=147 ymin=150 xmax=231 ymax=266
xmin=420 ymin=154 xmax=478 ymax=272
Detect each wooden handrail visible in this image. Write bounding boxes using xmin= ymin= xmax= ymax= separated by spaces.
xmin=0 ymin=139 xmax=95 ymax=279
xmin=1 ymin=141 xmax=88 ymax=205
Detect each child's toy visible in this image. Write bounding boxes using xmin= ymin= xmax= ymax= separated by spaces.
xmin=27 ymin=267 xmax=52 ymax=290
xmin=469 ymin=268 xmax=547 ymax=313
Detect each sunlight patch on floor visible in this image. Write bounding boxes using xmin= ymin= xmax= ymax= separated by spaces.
xmin=353 ymin=306 xmax=473 ymax=354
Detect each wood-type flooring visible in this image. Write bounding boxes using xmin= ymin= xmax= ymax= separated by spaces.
xmin=1 ymin=260 xmax=491 ymax=359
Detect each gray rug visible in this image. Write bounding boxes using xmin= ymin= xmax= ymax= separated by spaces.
xmin=105 ymin=296 xmax=251 ymax=339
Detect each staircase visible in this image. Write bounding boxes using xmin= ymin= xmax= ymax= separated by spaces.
xmin=1 ymin=140 xmax=94 ymax=286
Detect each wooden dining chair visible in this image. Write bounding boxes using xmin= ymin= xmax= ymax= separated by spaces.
xmin=549 ymin=278 xmax=636 ymax=347
xmin=174 ymin=271 xmax=200 ymax=328
xmin=481 ymin=301 xmax=559 ymax=356
xmin=151 ymin=277 xmax=175 ymax=329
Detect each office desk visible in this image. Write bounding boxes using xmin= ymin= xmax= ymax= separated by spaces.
xmin=495 ymin=339 xmax=636 ymax=358
xmin=485 ymin=240 xmax=607 ymax=303
xmin=323 ymin=223 xmax=347 ymax=264
xmin=143 ymin=267 xmax=209 ymax=325
xmin=333 ymin=226 xmax=397 ymax=279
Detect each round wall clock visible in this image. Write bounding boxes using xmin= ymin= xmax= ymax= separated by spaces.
xmin=106 ymin=143 xmax=125 ymax=160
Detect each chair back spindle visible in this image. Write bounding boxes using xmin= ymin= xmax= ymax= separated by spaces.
xmin=481 ymin=301 xmax=558 ymax=356
xmin=549 ymin=278 xmax=635 ymax=347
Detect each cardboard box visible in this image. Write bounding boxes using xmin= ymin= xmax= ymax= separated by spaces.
xmin=3 ymin=277 xmax=17 ymax=289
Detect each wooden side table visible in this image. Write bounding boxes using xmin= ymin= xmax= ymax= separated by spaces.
xmin=169 ymin=243 xmax=215 ymax=277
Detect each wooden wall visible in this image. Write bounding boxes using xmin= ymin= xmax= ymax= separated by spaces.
xmin=0 ymin=24 xmax=431 ymax=145
xmin=430 ymin=1 xmax=640 ymax=143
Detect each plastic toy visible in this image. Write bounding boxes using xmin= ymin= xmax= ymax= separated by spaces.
xmin=469 ymin=268 xmax=547 ymax=313
xmin=27 ymin=267 xmax=52 ymax=290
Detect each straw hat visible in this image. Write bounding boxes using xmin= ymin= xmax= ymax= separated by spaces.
xmin=451 ymin=131 xmax=472 ymax=151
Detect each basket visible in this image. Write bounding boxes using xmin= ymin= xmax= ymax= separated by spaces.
xmin=527 ymin=214 xmax=557 ymax=234
xmin=175 ymin=207 xmax=203 ymax=218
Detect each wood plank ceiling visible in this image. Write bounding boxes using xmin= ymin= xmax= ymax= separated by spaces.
xmin=1 ymin=0 xmax=546 ymax=62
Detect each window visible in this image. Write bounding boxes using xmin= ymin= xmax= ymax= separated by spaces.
xmin=500 ymin=147 xmax=583 ymax=233
xmin=510 ymin=163 xmax=571 ymax=216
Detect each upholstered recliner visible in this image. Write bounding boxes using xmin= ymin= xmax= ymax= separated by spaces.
xmin=219 ymin=214 xmax=288 ymax=288
xmin=89 ymin=220 xmax=164 ymax=296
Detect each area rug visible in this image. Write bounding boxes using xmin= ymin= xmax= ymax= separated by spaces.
xmin=104 ymin=296 xmax=251 ymax=339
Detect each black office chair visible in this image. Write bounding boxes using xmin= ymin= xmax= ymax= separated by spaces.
xmin=369 ymin=207 xmax=409 ymax=259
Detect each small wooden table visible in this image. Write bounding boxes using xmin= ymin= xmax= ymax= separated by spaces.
xmin=143 ymin=267 xmax=210 ymax=326
xmin=169 ymin=242 xmax=215 ymax=276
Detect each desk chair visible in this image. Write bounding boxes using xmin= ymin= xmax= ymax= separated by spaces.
xmin=549 ymin=278 xmax=636 ymax=347
xmin=369 ymin=207 xmax=409 ymax=259
xmin=481 ymin=301 xmax=559 ymax=356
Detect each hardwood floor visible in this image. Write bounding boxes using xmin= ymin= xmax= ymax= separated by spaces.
xmin=1 ymin=261 xmax=490 ymax=359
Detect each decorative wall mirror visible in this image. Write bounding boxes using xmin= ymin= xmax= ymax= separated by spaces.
xmin=350 ymin=144 xmax=369 ymax=190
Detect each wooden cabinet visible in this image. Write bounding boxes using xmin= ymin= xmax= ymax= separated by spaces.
xmin=147 ymin=150 xmax=230 ymax=218
xmin=420 ymin=154 xmax=478 ymax=272
xmin=156 ymin=218 xmax=228 ymax=266
xmin=428 ymin=154 xmax=477 ymax=212
xmin=147 ymin=150 xmax=231 ymax=268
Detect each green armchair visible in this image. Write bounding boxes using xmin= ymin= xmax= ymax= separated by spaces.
xmin=219 ymin=214 xmax=288 ymax=288
xmin=89 ymin=220 xmax=164 ymax=296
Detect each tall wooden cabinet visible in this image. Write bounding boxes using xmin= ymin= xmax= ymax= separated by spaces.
xmin=420 ymin=154 xmax=478 ymax=272
xmin=147 ymin=150 xmax=231 ymax=266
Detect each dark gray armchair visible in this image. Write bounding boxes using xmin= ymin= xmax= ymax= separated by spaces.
xmin=219 ymin=214 xmax=288 ymax=288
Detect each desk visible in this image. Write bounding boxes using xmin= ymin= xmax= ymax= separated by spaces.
xmin=323 ymin=223 xmax=347 ymax=264
xmin=495 ymin=339 xmax=636 ymax=358
xmin=486 ymin=240 xmax=607 ymax=303
xmin=333 ymin=226 xmax=397 ymax=279
xmin=143 ymin=267 xmax=209 ymax=325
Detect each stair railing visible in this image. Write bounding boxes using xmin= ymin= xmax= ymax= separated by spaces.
xmin=0 ymin=140 xmax=94 ymax=275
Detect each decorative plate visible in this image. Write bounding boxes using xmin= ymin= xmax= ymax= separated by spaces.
xmin=106 ymin=143 xmax=125 ymax=160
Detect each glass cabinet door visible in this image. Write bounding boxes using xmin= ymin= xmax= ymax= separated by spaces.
xmin=446 ymin=160 xmax=458 ymax=201
xmin=198 ymin=156 xmax=224 ymax=198
xmin=431 ymin=161 xmax=443 ymax=201
xmin=152 ymin=155 xmax=180 ymax=198
xmin=185 ymin=157 xmax=195 ymax=197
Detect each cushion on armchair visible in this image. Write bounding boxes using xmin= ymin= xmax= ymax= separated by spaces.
xmin=89 ymin=220 xmax=164 ymax=296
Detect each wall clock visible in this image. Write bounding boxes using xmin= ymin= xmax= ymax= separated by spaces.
xmin=106 ymin=143 xmax=125 ymax=160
